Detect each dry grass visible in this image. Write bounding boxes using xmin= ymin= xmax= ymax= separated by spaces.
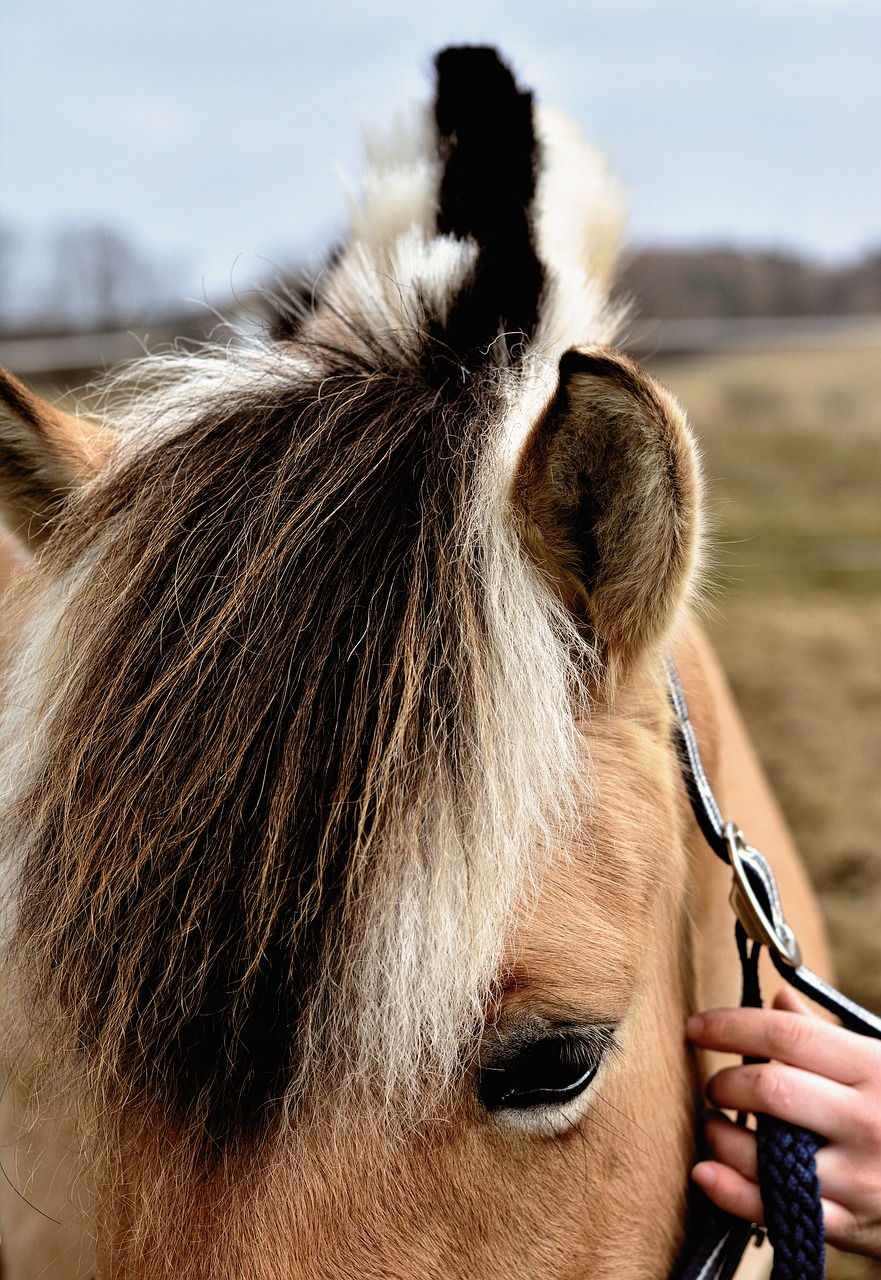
xmin=652 ymin=343 xmax=881 ymax=1280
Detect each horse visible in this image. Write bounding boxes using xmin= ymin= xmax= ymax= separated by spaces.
xmin=0 ymin=46 xmax=829 ymax=1280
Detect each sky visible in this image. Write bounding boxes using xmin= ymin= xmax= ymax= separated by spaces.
xmin=1 ymin=0 xmax=880 ymax=310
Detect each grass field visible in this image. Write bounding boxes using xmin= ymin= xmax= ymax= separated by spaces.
xmin=651 ymin=344 xmax=881 ymax=1280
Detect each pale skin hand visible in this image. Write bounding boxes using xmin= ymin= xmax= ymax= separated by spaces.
xmin=687 ymin=987 xmax=881 ymax=1261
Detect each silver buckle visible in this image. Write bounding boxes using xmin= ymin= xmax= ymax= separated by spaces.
xmin=725 ymin=822 xmax=802 ymax=968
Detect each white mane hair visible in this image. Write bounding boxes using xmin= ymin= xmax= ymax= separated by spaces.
xmin=315 ymin=99 xmax=626 ymax=368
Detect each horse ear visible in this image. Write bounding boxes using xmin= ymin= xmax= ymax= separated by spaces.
xmin=0 ymin=368 xmax=116 ymax=548
xmin=512 ymin=347 xmax=701 ymax=681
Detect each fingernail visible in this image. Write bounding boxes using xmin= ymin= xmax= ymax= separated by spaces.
xmin=692 ymin=1162 xmax=716 ymax=1190
xmin=686 ymin=1015 xmax=704 ymax=1039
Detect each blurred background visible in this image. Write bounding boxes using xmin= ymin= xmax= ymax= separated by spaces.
xmin=1 ymin=3 xmax=880 ymax=1273
xmin=2 ymin=0 xmax=879 ymax=336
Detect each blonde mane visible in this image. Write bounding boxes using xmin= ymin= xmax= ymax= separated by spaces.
xmin=1 ymin=328 xmax=605 ymax=1145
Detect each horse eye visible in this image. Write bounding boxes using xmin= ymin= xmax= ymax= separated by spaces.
xmin=478 ymin=1031 xmax=610 ymax=1112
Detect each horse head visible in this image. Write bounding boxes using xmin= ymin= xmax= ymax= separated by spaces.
xmin=0 ymin=46 xmax=723 ymax=1280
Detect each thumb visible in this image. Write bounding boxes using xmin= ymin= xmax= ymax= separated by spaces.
xmin=772 ymin=986 xmax=813 ymax=1016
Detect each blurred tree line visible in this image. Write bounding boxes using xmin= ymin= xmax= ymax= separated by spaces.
xmin=2 ymin=221 xmax=880 ymax=337
xmin=0 ymin=222 xmax=188 ymax=336
xmin=620 ymin=245 xmax=881 ymax=319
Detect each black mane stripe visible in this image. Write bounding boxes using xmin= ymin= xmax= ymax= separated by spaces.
xmin=431 ymin=46 xmax=545 ymax=363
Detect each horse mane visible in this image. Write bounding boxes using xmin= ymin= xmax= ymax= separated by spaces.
xmin=1 ymin=49 xmax=628 ymax=1150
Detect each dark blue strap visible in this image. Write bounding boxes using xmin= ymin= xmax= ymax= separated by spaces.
xmin=768 ymin=954 xmax=881 ymax=1038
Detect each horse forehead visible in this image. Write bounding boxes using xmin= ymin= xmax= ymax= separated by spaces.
xmin=509 ymin=708 xmax=685 ymax=1016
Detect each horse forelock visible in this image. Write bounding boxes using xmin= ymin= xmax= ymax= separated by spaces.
xmin=299 ymin=46 xmax=627 ymax=371
xmin=0 ymin=330 xmax=588 ymax=1151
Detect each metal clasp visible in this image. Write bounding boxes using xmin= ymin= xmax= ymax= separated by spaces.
xmin=725 ymin=822 xmax=802 ymax=968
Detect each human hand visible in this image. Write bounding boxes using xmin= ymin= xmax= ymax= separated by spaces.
xmin=687 ymin=986 xmax=881 ymax=1261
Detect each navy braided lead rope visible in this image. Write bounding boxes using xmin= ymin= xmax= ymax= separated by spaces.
xmin=738 ymin=925 xmax=826 ymax=1280
xmin=757 ymin=1123 xmax=825 ymax=1280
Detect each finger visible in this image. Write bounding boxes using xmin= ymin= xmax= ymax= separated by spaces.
xmin=814 ymin=1145 xmax=881 ymax=1217
xmin=701 ymin=1124 xmax=873 ymax=1228
xmin=704 ymin=1111 xmax=758 ymax=1183
xmin=707 ymin=1061 xmax=860 ymax=1144
xmin=688 ymin=1007 xmax=878 ymax=1087
xmin=696 ymin=1130 xmax=880 ymax=1256
xmin=692 ymin=1161 xmax=764 ymax=1227
xmin=818 ymin=1197 xmax=864 ymax=1255
xmin=696 ymin=1165 xmax=868 ymax=1257
xmin=772 ymin=987 xmax=812 ymax=1016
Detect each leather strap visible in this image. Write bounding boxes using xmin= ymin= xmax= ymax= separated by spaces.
xmin=768 ymin=955 xmax=881 ymax=1037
